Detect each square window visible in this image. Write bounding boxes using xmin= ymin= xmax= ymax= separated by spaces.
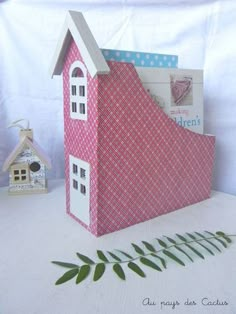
xmin=73 ymin=164 xmax=78 ymax=174
xmin=80 ymin=168 xmax=86 ymax=179
xmin=22 ymin=176 xmax=27 ymax=180
xmin=71 ymin=85 xmax=77 ymax=95
xmin=79 ymin=86 xmax=85 ymax=96
xmin=21 ymin=169 xmax=26 ymax=174
xmin=15 ymin=176 xmax=20 ymax=181
xmin=73 ymin=179 xmax=78 ymax=190
xmin=79 ymin=103 xmax=85 ymax=114
xmin=72 ymin=102 xmax=77 ymax=113
xmin=80 ymin=184 xmax=86 ymax=195
xmin=14 ymin=170 xmax=19 ymax=175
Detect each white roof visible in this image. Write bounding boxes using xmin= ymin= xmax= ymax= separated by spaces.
xmin=2 ymin=136 xmax=52 ymax=172
xmin=50 ymin=11 xmax=110 ymax=78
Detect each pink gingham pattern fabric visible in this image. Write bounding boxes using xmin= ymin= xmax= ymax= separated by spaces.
xmin=63 ymin=40 xmax=215 ymax=236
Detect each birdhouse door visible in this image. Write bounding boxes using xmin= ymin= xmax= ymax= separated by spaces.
xmin=69 ymin=155 xmax=90 ymax=225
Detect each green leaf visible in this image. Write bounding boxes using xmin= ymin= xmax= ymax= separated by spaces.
xmin=215 ymin=231 xmax=232 ymax=243
xmin=52 ymin=261 xmax=79 ymax=269
xmin=163 ymin=250 xmax=185 ymax=266
xmin=176 ymin=234 xmax=187 ymax=242
xmin=185 ymin=243 xmax=205 ymax=259
xmin=107 ymin=251 xmax=122 ymax=262
xmin=151 ymin=253 xmax=167 ymax=269
xmin=131 ymin=243 xmax=145 ymax=255
xmin=195 ymin=232 xmax=221 ymax=252
xmin=142 ymin=241 xmax=156 ymax=252
xmin=194 ymin=231 xmax=207 ymax=238
xmin=76 ymin=252 xmax=94 ymax=265
xmin=113 ymin=264 xmax=125 ymax=280
xmin=156 ymin=238 xmax=168 ymax=248
xmin=173 ymin=245 xmax=194 ymax=262
xmin=186 ymin=232 xmax=196 ymax=240
xmin=97 ymin=250 xmax=109 ymax=262
xmin=93 ymin=263 xmax=106 ymax=282
xmin=128 ymin=262 xmax=146 ymax=277
xmin=140 ymin=257 xmax=162 ymax=272
xmin=76 ymin=265 xmax=91 ymax=284
xmin=204 ymin=231 xmax=216 ymax=237
xmin=196 ymin=242 xmax=214 ymax=256
xmin=214 ymin=238 xmax=227 ymax=248
xmin=55 ymin=268 xmax=79 ymax=285
xmin=205 ymin=231 xmax=227 ymax=248
xmin=52 ymin=230 xmax=233 ymax=286
xmin=116 ymin=250 xmax=133 ymax=260
xmin=216 ymin=231 xmax=225 ymax=237
xmin=164 ymin=236 xmax=177 ymax=245
xmin=222 ymin=235 xmax=232 ymax=243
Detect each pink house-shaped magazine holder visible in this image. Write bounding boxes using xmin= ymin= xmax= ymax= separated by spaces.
xmin=50 ymin=11 xmax=215 ymax=237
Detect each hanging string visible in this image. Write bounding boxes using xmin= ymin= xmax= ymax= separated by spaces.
xmin=7 ymin=119 xmax=30 ymax=130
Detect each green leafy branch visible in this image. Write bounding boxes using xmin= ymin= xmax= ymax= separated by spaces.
xmin=52 ymin=230 xmax=235 ymax=285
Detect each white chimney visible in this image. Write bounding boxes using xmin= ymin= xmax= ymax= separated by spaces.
xmin=19 ymin=128 xmax=33 ymax=140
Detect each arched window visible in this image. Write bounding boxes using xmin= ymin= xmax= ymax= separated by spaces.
xmin=69 ymin=61 xmax=87 ymax=120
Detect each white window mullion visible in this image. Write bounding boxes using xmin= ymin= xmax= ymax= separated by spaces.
xmin=69 ymin=61 xmax=88 ymax=121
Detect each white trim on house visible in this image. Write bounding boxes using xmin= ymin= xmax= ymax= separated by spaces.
xmin=69 ymin=155 xmax=90 ymax=226
xmin=50 ymin=11 xmax=110 ymax=78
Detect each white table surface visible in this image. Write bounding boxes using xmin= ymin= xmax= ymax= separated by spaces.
xmin=0 ymin=179 xmax=236 ymax=314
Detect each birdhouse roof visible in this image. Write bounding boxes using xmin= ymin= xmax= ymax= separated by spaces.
xmin=2 ymin=136 xmax=52 ymax=172
xmin=50 ymin=10 xmax=110 ymax=78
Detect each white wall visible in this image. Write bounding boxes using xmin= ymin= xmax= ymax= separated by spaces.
xmin=0 ymin=0 xmax=236 ymax=195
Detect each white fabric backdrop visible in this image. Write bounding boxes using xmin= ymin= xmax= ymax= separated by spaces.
xmin=0 ymin=0 xmax=236 ymax=195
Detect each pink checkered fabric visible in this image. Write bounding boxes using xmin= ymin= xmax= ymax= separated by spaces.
xmin=63 ymin=40 xmax=215 ymax=236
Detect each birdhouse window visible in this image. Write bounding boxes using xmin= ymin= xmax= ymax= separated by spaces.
xmin=11 ymin=165 xmax=29 ymax=184
xmin=69 ymin=61 xmax=87 ymax=121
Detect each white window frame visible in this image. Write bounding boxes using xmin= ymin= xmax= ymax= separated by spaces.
xmin=69 ymin=61 xmax=88 ymax=121
xmin=11 ymin=164 xmax=30 ymax=184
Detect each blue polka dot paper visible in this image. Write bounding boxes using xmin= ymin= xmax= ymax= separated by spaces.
xmin=101 ymin=49 xmax=178 ymax=68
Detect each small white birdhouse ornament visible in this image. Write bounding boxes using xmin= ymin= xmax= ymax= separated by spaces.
xmin=2 ymin=119 xmax=51 ymax=195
